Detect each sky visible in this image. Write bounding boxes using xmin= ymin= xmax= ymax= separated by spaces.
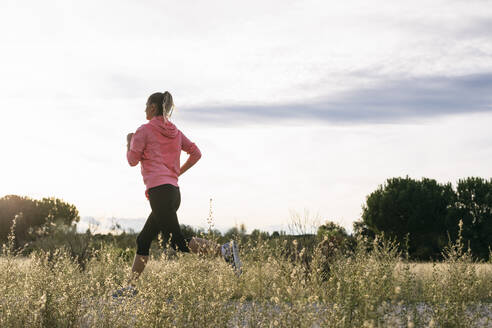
xmin=1 ymin=0 xmax=491 ymax=234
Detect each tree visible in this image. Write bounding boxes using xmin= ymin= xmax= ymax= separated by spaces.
xmin=317 ymin=221 xmax=352 ymax=255
xmin=224 ymin=227 xmax=239 ymax=240
xmin=317 ymin=221 xmax=347 ymax=239
xmin=0 ymin=195 xmax=39 ymax=245
xmin=0 ymin=195 xmax=79 ymax=246
xmin=37 ymin=197 xmax=79 ymax=226
xmin=250 ymin=229 xmax=269 ymax=240
xmin=361 ymin=176 xmax=457 ymax=260
xmin=316 ymin=221 xmax=353 ymax=278
xmin=179 ymin=224 xmax=198 ymax=240
xmin=454 ymin=177 xmax=492 ymax=260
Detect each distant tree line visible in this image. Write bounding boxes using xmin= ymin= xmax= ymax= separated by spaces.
xmin=1 ymin=176 xmax=491 ymax=262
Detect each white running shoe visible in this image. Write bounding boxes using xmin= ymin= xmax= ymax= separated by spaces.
xmin=221 ymin=240 xmax=242 ymax=276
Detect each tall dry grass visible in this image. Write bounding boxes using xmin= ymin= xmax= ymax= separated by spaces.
xmin=1 ymin=223 xmax=492 ymax=327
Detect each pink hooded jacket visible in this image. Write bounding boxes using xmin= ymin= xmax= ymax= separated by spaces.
xmin=127 ymin=116 xmax=201 ymax=197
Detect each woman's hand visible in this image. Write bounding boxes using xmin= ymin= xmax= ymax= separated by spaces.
xmin=127 ymin=133 xmax=134 ymax=151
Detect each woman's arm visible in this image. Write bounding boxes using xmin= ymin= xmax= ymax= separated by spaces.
xmin=127 ymin=127 xmax=145 ymax=167
xmin=180 ymin=132 xmax=201 ymax=176
xmin=179 ymin=157 xmax=198 ymax=177
xmin=126 ymin=133 xmax=134 ymax=151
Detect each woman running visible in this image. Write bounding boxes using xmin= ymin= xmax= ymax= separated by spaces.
xmin=122 ymin=91 xmax=241 ymax=292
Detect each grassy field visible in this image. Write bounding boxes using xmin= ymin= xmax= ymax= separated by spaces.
xmin=1 ymin=236 xmax=492 ymax=328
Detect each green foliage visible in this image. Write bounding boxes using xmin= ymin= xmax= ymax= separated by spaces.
xmin=249 ymin=229 xmax=270 ymax=241
xmin=0 ymin=195 xmax=79 ymax=247
xmin=352 ymin=219 xmax=375 ymax=240
xmin=223 ymin=225 xmax=248 ymax=244
xmin=317 ymin=221 xmax=348 ymax=240
xmin=454 ymin=177 xmax=492 ymax=260
xmin=26 ymin=223 xmax=93 ymax=270
xmin=362 ymin=176 xmax=458 ymax=260
xmin=316 ymin=221 xmax=355 ymax=274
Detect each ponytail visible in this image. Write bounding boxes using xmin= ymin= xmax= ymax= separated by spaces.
xmin=162 ymin=91 xmax=174 ymax=118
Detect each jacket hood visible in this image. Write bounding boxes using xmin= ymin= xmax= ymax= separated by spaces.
xmin=148 ymin=116 xmax=178 ymax=138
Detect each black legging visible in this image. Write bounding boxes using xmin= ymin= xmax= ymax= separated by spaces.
xmin=136 ymin=184 xmax=190 ymax=256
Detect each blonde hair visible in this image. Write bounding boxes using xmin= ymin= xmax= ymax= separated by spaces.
xmin=148 ymin=91 xmax=175 ymax=118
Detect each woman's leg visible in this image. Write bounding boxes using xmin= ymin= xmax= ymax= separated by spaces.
xmin=149 ymin=184 xmax=191 ymax=253
xmin=150 ymin=186 xmax=221 ymax=256
xmin=131 ymin=212 xmax=160 ymax=282
xmin=130 ymin=254 xmax=149 ymax=280
xmin=131 ymin=185 xmax=224 ymax=284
